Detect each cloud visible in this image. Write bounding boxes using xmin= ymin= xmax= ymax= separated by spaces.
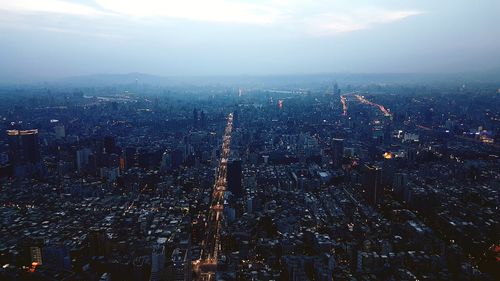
xmin=305 ymin=8 xmax=425 ymax=36
xmin=0 ymin=1 xmax=122 ymax=39
xmin=94 ymin=0 xmax=283 ymax=24
xmin=0 ymin=1 xmax=424 ymax=36
xmin=0 ymin=0 xmax=106 ymax=17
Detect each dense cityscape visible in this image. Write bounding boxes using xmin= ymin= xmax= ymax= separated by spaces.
xmin=0 ymin=78 xmax=498 ymax=280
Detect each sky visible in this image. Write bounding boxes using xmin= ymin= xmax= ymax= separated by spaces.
xmin=0 ymin=0 xmax=499 ymax=81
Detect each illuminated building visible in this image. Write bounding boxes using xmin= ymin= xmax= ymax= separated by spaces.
xmin=382 ymin=152 xmax=395 ymax=186
xmin=30 ymin=246 xmax=43 ymax=265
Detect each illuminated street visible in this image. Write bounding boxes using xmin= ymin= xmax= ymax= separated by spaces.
xmin=196 ymin=113 xmax=233 ymax=280
xmin=355 ymin=94 xmax=392 ymax=117
xmin=340 ymin=95 xmax=348 ymax=116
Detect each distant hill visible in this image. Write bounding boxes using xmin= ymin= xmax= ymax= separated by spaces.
xmin=57 ymin=70 xmax=500 ymax=87
xmin=57 ymin=72 xmax=171 ymax=86
xmin=3 ymin=69 xmax=498 ymax=88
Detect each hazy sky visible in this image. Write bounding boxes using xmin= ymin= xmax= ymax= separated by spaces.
xmin=0 ymin=0 xmax=499 ymax=80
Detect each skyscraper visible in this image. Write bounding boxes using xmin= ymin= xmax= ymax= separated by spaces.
xmin=54 ymin=125 xmax=65 ymax=140
xmin=392 ymin=172 xmax=408 ymax=201
xmin=193 ymin=108 xmax=199 ymax=128
xmin=150 ymin=244 xmax=165 ymax=281
xmin=7 ymin=129 xmax=42 ymax=177
xmin=122 ymin=147 xmax=136 ymax=170
xmin=331 ymin=138 xmax=344 ymax=169
xmin=160 ymin=150 xmax=172 ymax=172
xmin=200 ymin=110 xmax=206 ymax=128
xmin=227 ymin=159 xmax=242 ymax=199
xmin=76 ymin=148 xmax=92 ymax=174
xmin=333 ymin=82 xmax=340 ymax=95
xmin=103 ymin=136 xmax=116 ymax=154
xmin=362 ymin=164 xmax=383 ymax=206
xmin=233 ymin=110 xmax=239 ymax=127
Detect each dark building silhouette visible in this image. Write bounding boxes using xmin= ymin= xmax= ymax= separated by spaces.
xmin=200 ymin=110 xmax=206 ymax=128
xmin=362 ymin=164 xmax=383 ymax=206
xmin=171 ymin=148 xmax=185 ymax=169
xmin=227 ymin=159 xmax=242 ymax=198
xmin=193 ymin=108 xmax=199 ymax=128
xmin=123 ymin=147 xmax=136 ymax=170
xmin=42 ymin=244 xmax=72 ymax=270
xmin=333 ymin=82 xmax=341 ymax=95
xmin=88 ymin=227 xmax=108 ymax=257
xmin=7 ymin=129 xmax=42 ymax=177
xmin=392 ymin=172 xmax=408 ymax=201
xmin=233 ymin=110 xmax=239 ymax=127
xmin=169 ymin=248 xmax=191 ymax=281
xmin=407 ymin=147 xmax=417 ymax=167
xmin=103 ymin=136 xmax=116 ymax=154
xmin=331 ymin=138 xmax=344 ymax=169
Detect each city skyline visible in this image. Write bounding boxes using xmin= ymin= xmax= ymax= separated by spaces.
xmin=0 ymin=1 xmax=499 ymax=281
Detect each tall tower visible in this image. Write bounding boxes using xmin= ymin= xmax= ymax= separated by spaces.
xmin=331 ymin=138 xmax=344 ymax=169
xmin=193 ymin=108 xmax=199 ymax=128
xmin=7 ymin=129 xmax=42 ymax=177
xmin=362 ymin=164 xmax=383 ymax=206
xmin=103 ymin=136 xmax=116 ymax=154
xmin=227 ymin=159 xmax=242 ymax=199
xmin=333 ymin=82 xmax=339 ymax=95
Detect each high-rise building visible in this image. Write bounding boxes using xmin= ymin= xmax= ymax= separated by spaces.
xmin=406 ymin=147 xmax=417 ymax=167
xmin=233 ymin=110 xmax=239 ymax=127
xmin=333 ymin=82 xmax=340 ymax=95
xmin=227 ymin=159 xmax=243 ymax=198
xmin=54 ymin=125 xmax=65 ymax=140
xmin=103 ymin=136 xmax=116 ymax=154
xmin=199 ymin=110 xmax=207 ymax=129
xmin=193 ymin=108 xmax=199 ymax=128
xmin=88 ymin=227 xmax=108 ymax=257
xmin=42 ymin=244 xmax=71 ymax=270
xmin=122 ymin=147 xmax=136 ymax=170
xmin=76 ymin=148 xmax=92 ymax=174
xmin=30 ymin=246 xmax=43 ymax=265
xmin=382 ymin=153 xmax=395 ymax=187
xmin=7 ymin=129 xmax=42 ymax=177
xmin=150 ymin=244 xmax=165 ymax=281
xmin=171 ymin=148 xmax=185 ymax=169
xmin=392 ymin=172 xmax=408 ymax=201
xmin=160 ymin=150 xmax=172 ymax=172
xmin=362 ymin=164 xmax=383 ymax=206
xmin=169 ymin=248 xmax=191 ymax=281
xmin=331 ymin=138 xmax=344 ymax=169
